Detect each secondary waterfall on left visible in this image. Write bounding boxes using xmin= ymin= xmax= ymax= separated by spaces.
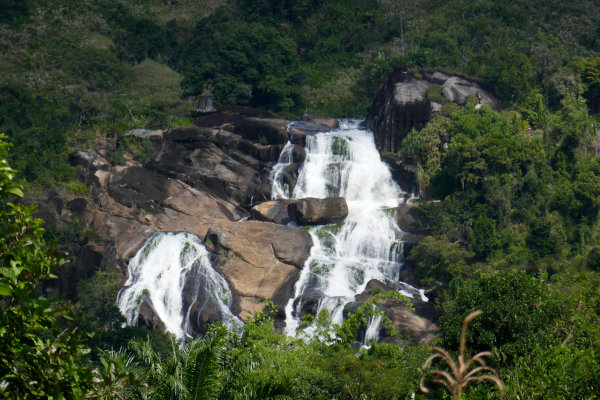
xmin=116 ymin=231 xmax=242 ymax=339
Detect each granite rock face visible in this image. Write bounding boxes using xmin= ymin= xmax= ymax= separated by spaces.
xmin=366 ymin=68 xmax=500 ymax=153
xmin=204 ymin=220 xmax=312 ymax=319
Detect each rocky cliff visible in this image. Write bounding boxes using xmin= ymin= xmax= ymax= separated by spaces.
xmin=34 ymin=107 xmax=342 ymax=335
xmin=365 ymin=68 xmax=500 ymax=154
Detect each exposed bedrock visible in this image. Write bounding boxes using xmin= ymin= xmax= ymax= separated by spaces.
xmin=204 ymin=221 xmax=313 ymax=319
xmin=365 ymin=68 xmax=500 ymax=154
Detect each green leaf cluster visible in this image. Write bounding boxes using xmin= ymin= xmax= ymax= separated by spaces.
xmin=0 ymin=138 xmax=94 ymax=398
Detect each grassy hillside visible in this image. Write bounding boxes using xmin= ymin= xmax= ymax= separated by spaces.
xmin=1 ymin=0 xmax=598 ymax=185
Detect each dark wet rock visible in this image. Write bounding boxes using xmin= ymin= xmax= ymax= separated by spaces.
xmin=237 ymin=139 xmax=283 ymax=162
xmin=148 ymin=141 xmax=259 ymax=207
xmin=233 ymin=117 xmax=289 ymax=145
xmin=366 ymin=69 xmax=432 ymax=153
xmin=380 ymin=153 xmax=417 ymax=194
xmin=138 ymin=300 xmax=166 ymax=330
xmin=164 ymin=126 xmax=215 ymax=146
xmin=395 ymin=202 xmax=428 ymax=234
xmin=292 ymin=289 xmax=328 ymax=317
xmin=288 ymin=197 xmax=348 ymax=226
xmin=288 ymin=120 xmax=335 ymax=146
xmin=352 ymin=279 xmax=439 ymax=344
xmin=193 ymin=105 xmax=275 ymax=127
xmin=108 ymin=167 xmax=172 ymax=213
xmin=292 ymin=144 xmax=306 ymax=163
xmin=253 ymin=178 xmax=273 ymax=203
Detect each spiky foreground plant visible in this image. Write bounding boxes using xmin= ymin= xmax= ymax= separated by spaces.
xmin=420 ymin=310 xmax=504 ymax=399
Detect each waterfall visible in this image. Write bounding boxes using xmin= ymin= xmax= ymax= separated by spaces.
xmin=273 ymin=120 xmax=423 ymax=339
xmin=364 ymin=312 xmax=383 ymax=347
xmin=270 ymin=141 xmax=294 ymax=200
xmin=116 ymin=232 xmax=242 ymax=339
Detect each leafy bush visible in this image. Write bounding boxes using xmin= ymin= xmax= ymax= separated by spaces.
xmin=439 ymin=271 xmax=567 ymax=360
xmin=0 ymin=139 xmax=94 ymax=398
xmin=408 ymin=236 xmax=474 ymax=286
xmin=427 ymin=84 xmax=445 ymax=104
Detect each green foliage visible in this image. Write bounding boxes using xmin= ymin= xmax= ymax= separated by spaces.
xmin=426 ymin=84 xmax=445 ymax=104
xmin=63 ymin=180 xmax=92 ymax=197
xmin=481 ymin=48 xmax=534 ymax=103
xmin=408 ymin=235 xmax=474 ymax=286
xmin=125 ymin=323 xmax=294 ymax=400
xmin=439 ymin=271 xmax=567 ymax=360
xmin=101 ymin=1 xmax=177 ymax=64
xmin=398 ymin=115 xmax=447 ymax=194
xmin=0 ymin=83 xmax=75 ymax=184
xmin=0 ymin=0 xmax=34 ymax=25
xmin=180 ymin=11 xmax=301 ymax=110
xmin=0 ymin=139 xmax=94 ymax=398
xmin=335 ymin=291 xmax=413 ymax=346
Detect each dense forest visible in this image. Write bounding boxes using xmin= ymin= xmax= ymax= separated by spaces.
xmin=1 ymin=0 xmax=600 ymax=399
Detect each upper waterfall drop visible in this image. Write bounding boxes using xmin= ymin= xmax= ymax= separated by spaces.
xmin=116 ymin=231 xmax=242 ymax=339
xmin=271 ymin=119 xmax=418 ymax=338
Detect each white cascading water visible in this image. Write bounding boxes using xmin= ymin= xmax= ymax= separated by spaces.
xmin=364 ymin=312 xmax=383 ymax=347
xmin=117 ymin=232 xmax=242 ymax=339
xmin=273 ymin=120 xmax=425 ymax=340
xmin=269 ymin=141 xmax=295 ymax=200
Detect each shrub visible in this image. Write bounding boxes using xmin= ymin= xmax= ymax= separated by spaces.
xmin=427 ymin=84 xmax=446 ymax=104
xmin=0 ymin=138 xmax=94 ymax=398
xmin=439 ymin=270 xmax=567 ymax=361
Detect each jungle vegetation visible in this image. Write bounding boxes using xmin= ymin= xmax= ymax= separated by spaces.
xmin=1 ymin=0 xmax=600 ymax=398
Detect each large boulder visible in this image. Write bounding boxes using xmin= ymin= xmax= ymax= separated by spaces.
xmin=366 ymin=69 xmax=432 ymax=153
xmin=69 ymin=150 xmax=110 ymax=171
xmin=204 ymin=220 xmax=312 ymax=319
xmin=366 ymin=68 xmax=500 ymax=153
xmin=251 ymin=200 xmax=291 ymax=224
xmin=395 ymin=202 xmax=428 ymax=234
xmin=287 ymin=197 xmax=348 ymax=225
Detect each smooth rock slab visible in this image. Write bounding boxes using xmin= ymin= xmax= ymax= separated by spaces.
xmin=205 ymin=220 xmax=313 ymax=319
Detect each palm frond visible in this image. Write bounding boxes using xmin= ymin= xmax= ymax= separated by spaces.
xmin=419 ymin=310 xmax=505 ymax=399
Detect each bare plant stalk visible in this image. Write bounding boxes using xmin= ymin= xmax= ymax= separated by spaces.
xmin=419 ymin=310 xmax=504 ymax=399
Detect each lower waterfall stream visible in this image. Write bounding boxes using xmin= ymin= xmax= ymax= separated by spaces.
xmin=273 ymin=120 xmax=425 ymax=340
xmin=116 ymin=232 xmax=242 ymax=340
